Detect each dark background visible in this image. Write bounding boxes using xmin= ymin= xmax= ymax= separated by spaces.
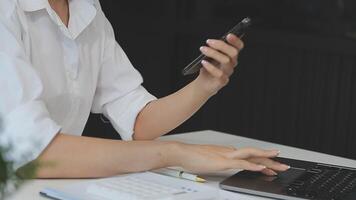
xmin=83 ymin=0 xmax=356 ymax=160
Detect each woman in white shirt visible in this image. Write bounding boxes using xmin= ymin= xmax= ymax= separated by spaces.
xmin=0 ymin=0 xmax=289 ymax=178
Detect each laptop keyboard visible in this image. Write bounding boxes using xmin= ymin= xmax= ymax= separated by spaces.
xmin=285 ymin=164 xmax=356 ymax=200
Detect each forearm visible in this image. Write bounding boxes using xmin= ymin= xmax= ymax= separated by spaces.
xmin=133 ymin=34 xmax=244 ymax=140
xmin=27 ymin=133 xmax=287 ymax=179
xmin=32 ymin=134 xmax=179 ymax=178
xmin=134 ymin=78 xmax=213 ymax=140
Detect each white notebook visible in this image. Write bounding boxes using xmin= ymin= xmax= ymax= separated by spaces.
xmin=40 ymin=172 xmax=219 ymax=200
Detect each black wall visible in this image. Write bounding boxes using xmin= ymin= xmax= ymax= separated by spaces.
xmin=83 ymin=0 xmax=356 ymax=160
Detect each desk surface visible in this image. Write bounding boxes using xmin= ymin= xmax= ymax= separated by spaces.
xmin=8 ymin=130 xmax=356 ymax=200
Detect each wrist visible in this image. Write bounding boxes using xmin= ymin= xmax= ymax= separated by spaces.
xmin=191 ymin=77 xmax=217 ymax=99
xmin=163 ymin=141 xmax=186 ymax=167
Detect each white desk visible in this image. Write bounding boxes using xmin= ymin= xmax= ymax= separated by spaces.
xmin=8 ymin=130 xmax=356 ymax=200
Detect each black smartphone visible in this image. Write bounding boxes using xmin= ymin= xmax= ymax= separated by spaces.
xmin=182 ymin=17 xmax=252 ymax=76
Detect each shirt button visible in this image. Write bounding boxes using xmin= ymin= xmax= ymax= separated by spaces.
xmin=65 ymin=42 xmax=79 ymax=80
xmin=68 ymin=64 xmax=79 ymax=80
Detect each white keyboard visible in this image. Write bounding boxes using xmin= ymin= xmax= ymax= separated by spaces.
xmin=85 ymin=172 xmax=217 ymax=200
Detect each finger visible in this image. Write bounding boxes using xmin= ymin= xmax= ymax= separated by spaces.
xmin=226 ymin=34 xmax=244 ymax=50
xmin=248 ymin=158 xmax=290 ymax=172
xmin=206 ymin=39 xmax=239 ymax=59
xmin=226 ymin=160 xmax=266 ymax=172
xmin=201 ymin=60 xmax=229 ymax=85
xmin=261 ymin=168 xmax=278 ymax=176
xmin=200 ymin=46 xmax=232 ymax=66
xmin=232 ymin=148 xmax=280 ymax=159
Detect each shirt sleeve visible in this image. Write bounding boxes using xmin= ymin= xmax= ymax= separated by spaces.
xmin=0 ymin=11 xmax=60 ymax=169
xmin=91 ymin=11 xmax=156 ymax=141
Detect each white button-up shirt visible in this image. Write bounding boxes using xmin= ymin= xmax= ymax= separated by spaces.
xmin=0 ymin=0 xmax=156 ymax=168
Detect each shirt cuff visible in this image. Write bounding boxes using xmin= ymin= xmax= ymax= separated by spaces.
xmin=103 ymin=86 xmax=157 ymax=141
xmin=1 ymin=101 xmax=61 ymax=170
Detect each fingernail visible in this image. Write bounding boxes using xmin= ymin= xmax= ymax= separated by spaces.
xmin=270 ymin=171 xmax=278 ymax=176
xmin=201 ymin=60 xmax=208 ymax=65
xmin=239 ymin=42 xmax=244 ymax=50
xmin=206 ymin=39 xmax=212 ymax=44
xmin=269 ymin=150 xmax=279 ymax=156
xmin=200 ymin=46 xmax=207 ymax=53
xmin=258 ymin=165 xmax=267 ymax=170
xmin=282 ymin=164 xmax=291 ymax=169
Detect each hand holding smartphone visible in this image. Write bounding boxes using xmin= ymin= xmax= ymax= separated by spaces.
xmin=182 ymin=17 xmax=252 ymax=76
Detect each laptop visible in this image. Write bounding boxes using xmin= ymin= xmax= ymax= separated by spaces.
xmin=220 ymin=157 xmax=356 ymax=200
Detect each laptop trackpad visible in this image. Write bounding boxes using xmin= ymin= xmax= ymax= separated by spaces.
xmin=220 ymin=167 xmax=306 ymax=194
xmin=276 ymin=167 xmax=305 ymax=184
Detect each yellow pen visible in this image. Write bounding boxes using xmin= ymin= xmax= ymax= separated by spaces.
xmin=154 ymin=168 xmax=206 ymax=183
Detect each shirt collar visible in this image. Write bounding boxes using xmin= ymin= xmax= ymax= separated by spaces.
xmin=18 ymin=0 xmax=96 ymax=12
xmin=18 ymin=0 xmax=47 ymax=12
xmin=19 ymin=0 xmax=97 ymax=39
xmin=68 ymin=0 xmax=97 ymax=39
